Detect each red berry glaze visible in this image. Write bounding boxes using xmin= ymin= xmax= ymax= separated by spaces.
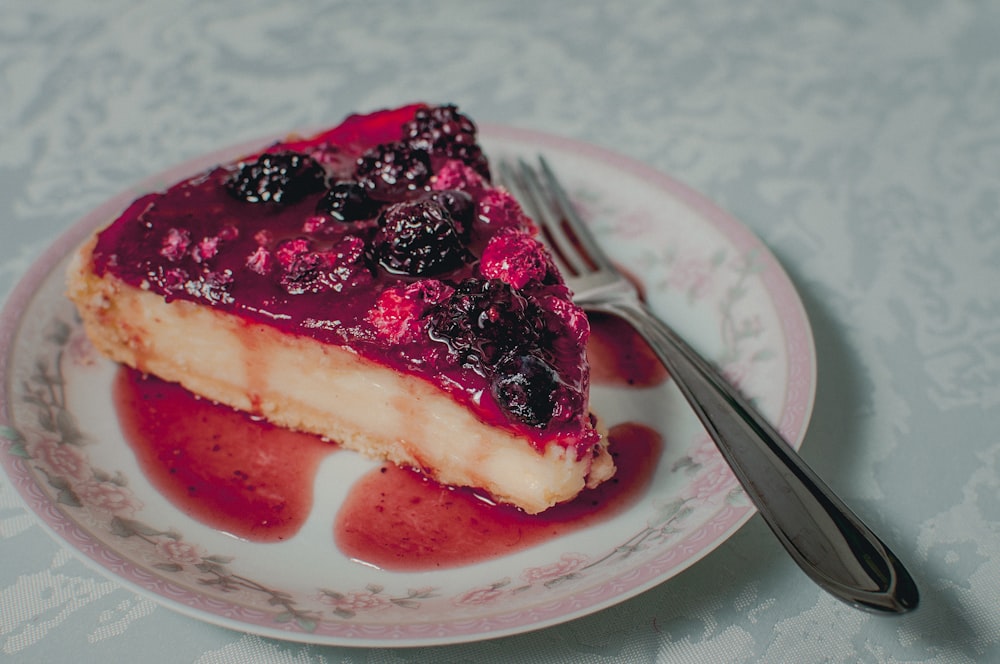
xmin=90 ymin=104 xmax=595 ymax=454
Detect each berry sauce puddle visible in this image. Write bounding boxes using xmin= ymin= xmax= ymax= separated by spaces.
xmin=113 ymin=315 xmax=667 ymax=571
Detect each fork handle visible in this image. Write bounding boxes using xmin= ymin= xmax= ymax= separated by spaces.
xmin=591 ymin=298 xmax=919 ymax=613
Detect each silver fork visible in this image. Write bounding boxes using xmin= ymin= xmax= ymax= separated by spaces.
xmin=498 ymin=157 xmax=919 ymax=614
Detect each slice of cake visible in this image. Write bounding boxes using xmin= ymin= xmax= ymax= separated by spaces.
xmin=66 ymin=103 xmax=614 ymax=514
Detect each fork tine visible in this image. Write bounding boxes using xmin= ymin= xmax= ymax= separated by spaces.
xmin=498 ymin=159 xmax=592 ymax=277
xmin=536 ymin=157 xmax=615 ymax=273
xmin=517 ymin=158 xmax=597 ymax=276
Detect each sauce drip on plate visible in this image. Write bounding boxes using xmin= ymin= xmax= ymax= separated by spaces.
xmin=113 ymin=368 xmax=336 ymax=542
xmin=335 ymin=421 xmax=660 ymax=571
xmin=113 ymin=312 xmax=665 ymax=568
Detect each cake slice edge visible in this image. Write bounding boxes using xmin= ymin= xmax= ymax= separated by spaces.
xmin=66 ymin=236 xmax=615 ymax=514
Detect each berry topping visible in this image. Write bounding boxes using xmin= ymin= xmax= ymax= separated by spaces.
xmin=431 ymin=159 xmax=487 ymax=195
xmin=192 ymin=236 xmax=220 ymax=263
xmin=191 ymin=269 xmax=236 ymax=304
xmin=278 ymin=236 xmax=370 ymax=295
xmin=91 ymin=104 xmax=594 ymax=437
xmin=355 ymin=142 xmax=431 ymax=202
xmin=477 ymin=188 xmax=531 ymax=230
xmin=159 ymin=268 xmax=234 ymax=305
xmin=427 ymin=278 xmax=541 ymax=371
xmin=539 ymin=294 xmax=590 ymax=350
xmin=279 ymin=251 xmax=330 ymax=295
xmin=373 ymin=199 xmax=470 ymax=276
xmin=490 ymin=353 xmax=562 ymax=427
xmin=427 ymin=276 xmax=587 ymax=427
xmin=245 ymin=246 xmax=273 ymax=275
xmin=479 ymin=229 xmax=553 ymax=289
xmin=301 ymin=215 xmax=328 ymax=234
xmin=316 ymin=180 xmax=379 ymax=223
xmin=327 ymin=234 xmax=369 ymax=275
xmin=275 ymin=237 xmax=313 ymax=270
xmin=160 ymin=228 xmax=191 ymax=262
xmin=426 ymin=189 xmax=474 ymax=237
xmin=161 ymin=267 xmax=188 ymax=291
xmin=367 ymin=280 xmax=454 ymax=345
xmin=226 ymin=151 xmax=326 ymax=204
xmin=405 ymin=104 xmax=489 ymax=178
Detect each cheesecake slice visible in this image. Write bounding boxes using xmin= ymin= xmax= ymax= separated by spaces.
xmin=66 ymin=104 xmax=614 ymax=514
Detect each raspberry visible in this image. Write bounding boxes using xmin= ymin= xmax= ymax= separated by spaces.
xmin=367 ymin=280 xmax=453 ymax=345
xmin=246 ymin=246 xmax=273 ymax=275
xmin=275 ymin=237 xmax=313 ymax=270
xmin=192 ymin=236 xmax=220 ymax=264
xmin=355 ymin=142 xmax=431 ymax=202
xmin=160 ymin=228 xmax=191 ymax=262
xmin=431 ymin=159 xmax=487 ymax=195
xmin=479 ymin=229 xmax=553 ymax=289
xmin=477 ymin=188 xmax=530 ymax=230
xmin=539 ymin=294 xmax=590 ymax=350
xmin=226 ymin=151 xmax=326 ymax=204
xmin=372 ymin=199 xmax=470 ymax=276
xmin=278 ymin=236 xmax=369 ymax=295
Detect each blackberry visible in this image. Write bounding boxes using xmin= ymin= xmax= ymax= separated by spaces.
xmin=405 ymin=104 xmax=490 ymax=178
xmin=226 ymin=151 xmax=326 ymax=204
xmin=355 ymin=142 xmax=431 ymax=202
xmin=316 ymin=180 xmax=379 ymax=222
xmin=490 ymin=353 xmax=561 ymax=427
xmin=373 ymin=199 xmax=469 ymax=276
xmin=427 ymin=278 xmax=541 ymax=371
xmin=426 ymin=189 xmax=474 ymax=237
xmin=428 ymin=277 xmax=578 ymax=427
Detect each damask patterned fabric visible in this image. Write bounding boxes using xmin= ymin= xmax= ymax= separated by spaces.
xmin=1 ymin=1 xmax=998 ymax=662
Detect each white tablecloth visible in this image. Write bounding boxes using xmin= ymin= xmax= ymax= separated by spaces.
xmin=2 ymin=1 xmax=999 ymax=661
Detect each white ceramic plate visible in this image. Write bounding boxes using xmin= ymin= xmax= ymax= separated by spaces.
xmin=0 ymin=125 xmax=815 ymax=647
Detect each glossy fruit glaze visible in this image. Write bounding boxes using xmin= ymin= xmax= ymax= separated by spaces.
xmin=90 ymin=104 xmax=595 ymax=453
